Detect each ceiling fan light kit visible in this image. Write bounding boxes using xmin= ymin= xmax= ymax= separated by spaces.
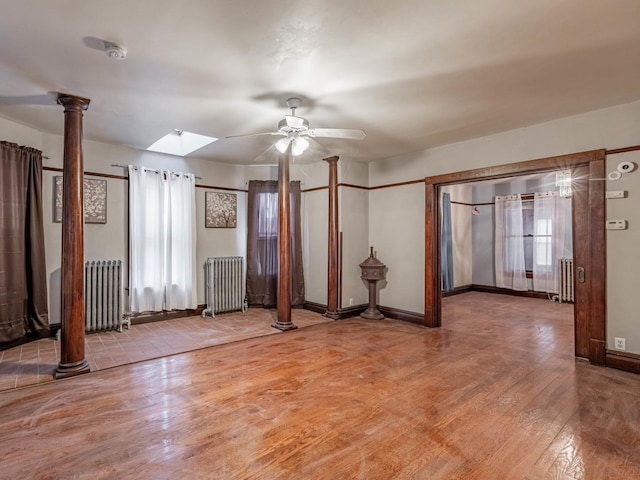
xmin=276 ymin=136 xmax=310 ymax=156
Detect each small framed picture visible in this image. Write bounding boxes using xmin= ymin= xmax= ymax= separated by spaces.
xmin=54 ymin=176 xmax=107 ymax=224
xmin=205 ymin=192 xmax=237 ymax=228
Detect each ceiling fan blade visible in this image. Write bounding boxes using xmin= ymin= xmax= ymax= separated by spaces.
xmin=306 ymin=128 xmax=366 ymax=140
xmin=225 ymin=131 xmax=285 ymax=139
xmin=304 ymin=137 xmax=332 ymax=157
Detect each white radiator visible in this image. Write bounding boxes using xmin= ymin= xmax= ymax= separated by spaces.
xmin=85 ymin=260 xmax=128 ymax=332
xmin=202 ymin=256 xmax=246 ymax=317
xmin=556 ymin=258 xmax=574 ymax=303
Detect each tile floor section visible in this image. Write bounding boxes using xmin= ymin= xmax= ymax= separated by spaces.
xmin=0 ymin=308 xmax=331 ymax=392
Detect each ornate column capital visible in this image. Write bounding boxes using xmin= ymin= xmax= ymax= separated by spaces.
xmin=57 ymin=93 xmax=91 ymax=112
xmin=323 ymin=155 xmax=339 ymax=165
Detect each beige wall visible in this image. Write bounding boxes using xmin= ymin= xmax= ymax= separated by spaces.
xmin=40 ymin=129 xmax=248 ymax=321
xmin=340 ymin=159 xmax=369 ymax=308
xmin=1 ymin=118 xmax=330 ymax=320
xmin=42 ymin=168 xmax=129 ymax=324
xmin=605 ymin=150 xmax=640 ymax=354
xmin=368 ymin=99 xmax=640 ymax=355
xmin=302 ymin=189 xmax=328 ymax=305
xmin=5 ymin=97 xmax=640 ymax=354
xmin=369 ymin=183 xmax=425 ymax=314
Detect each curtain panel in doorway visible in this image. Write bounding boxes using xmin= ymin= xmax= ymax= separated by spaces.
xmin=494 ymin=194 xmax=528 ymax=291
xmin=128 ymin=166 xmax=196 ymax=313
xmin=532 ymin=191 xmax=572 ymax=293
xmin=246 ymin=180 xmax=304 ymax=307
xmin=441 ymin=192 xmax=454 ymax=292
xmin=0 ymin=141 xmax=48 ymax=343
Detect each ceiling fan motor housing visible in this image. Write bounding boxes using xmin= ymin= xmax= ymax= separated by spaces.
xmin=279 ymin=116 xmax=309 ymax=132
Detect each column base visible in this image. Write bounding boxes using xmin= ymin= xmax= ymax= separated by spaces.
xmin=323 ymin=310 xmax=340 ymax=320
xmin=54 ymin=359 xmax=90 ymax=379
xmin=272 ymin=321 xmax=298 ymax=331
xmin=361 ymin=308 xmax=384 ymax=320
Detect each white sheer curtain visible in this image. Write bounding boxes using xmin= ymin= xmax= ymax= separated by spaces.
xmin=128 ymin=166 xmax=196 ymax=313
xmin=533 ymin=191 xmax=572 ymax=293
xmin=495 ymin=194 xmax=528 ymax=291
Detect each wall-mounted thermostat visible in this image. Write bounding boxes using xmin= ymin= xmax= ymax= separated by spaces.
xmin=606 ymin=220 xmax=627 ymax=230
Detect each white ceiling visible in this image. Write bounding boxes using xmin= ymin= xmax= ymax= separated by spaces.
xmin=2 ymin=1 xmax=640 ymax=165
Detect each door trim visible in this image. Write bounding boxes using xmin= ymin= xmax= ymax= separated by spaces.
xmin=424 ymin=149 xmax=606 ymax=365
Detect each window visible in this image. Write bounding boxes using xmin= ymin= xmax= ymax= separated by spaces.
xmin=534 ymin=218 xmax=553 ymax=267
xmin=246 ymin=181 xmax=305 ymax=307
xmin=522 ymin=202 xmax=553 ymax=273
xmin=257 ymin=192 xmax=278 ymax=238
xmin=128 ymin=167 xmax=196 ymax=312
xmin=495 ymin=190 xmax=572 ymax=293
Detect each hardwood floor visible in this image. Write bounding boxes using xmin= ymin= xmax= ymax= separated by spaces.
xmin=1 ymin=293 xmax=639 ymax=479
xmin=0 ymin=308 xmax=331 ymax=392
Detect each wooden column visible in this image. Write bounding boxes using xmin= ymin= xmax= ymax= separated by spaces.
xmin=55 ymin=94 xmax=91 ymax=379
xmin=272 ymin=143 xmax=297 ymax=331
xmin=324 ymin=156 xmax=340 ymax=319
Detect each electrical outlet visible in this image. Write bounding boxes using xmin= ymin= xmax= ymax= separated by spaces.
xmin=606 ymin=220 xmax=627 ymax=230
xmin=614 ymin=337 xmax=626 ymax=351
xmin=349 ymin=298 xmax=354 ymax=306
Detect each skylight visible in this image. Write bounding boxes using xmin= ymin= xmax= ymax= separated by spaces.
xmin=146 ymin=130 xmax=218 ymax=157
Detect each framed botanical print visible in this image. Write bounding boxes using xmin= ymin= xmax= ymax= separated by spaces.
xmin=205 ymin=192 xmax=237 ymax=228
xmin=54 ymin=176 xmax=107 ymax=224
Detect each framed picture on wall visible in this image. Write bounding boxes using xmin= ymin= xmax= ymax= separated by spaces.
xmin=205 ymin=192 xmax=237 ymax=228
xmin=54 ymin=176 xmax=107 ymax=224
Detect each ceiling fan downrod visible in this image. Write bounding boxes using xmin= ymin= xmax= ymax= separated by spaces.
xmin=286 ymin=97 xmax=301 ymax=116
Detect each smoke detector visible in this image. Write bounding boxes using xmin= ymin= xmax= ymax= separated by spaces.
xmin=105 ymin=42 xmax=127 ymax=60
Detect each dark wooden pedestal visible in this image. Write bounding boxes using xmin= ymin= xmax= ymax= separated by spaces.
xmin=361 ymin=279 xmax=384 ymax=320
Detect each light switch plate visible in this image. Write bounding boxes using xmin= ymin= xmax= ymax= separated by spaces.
xmin=606 ymin=220 xmax=627 ymax=230
xmin=606 ymin=190 xmax=626 ymax=199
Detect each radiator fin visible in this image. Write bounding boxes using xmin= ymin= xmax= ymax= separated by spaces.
xmin=85 ymin=260 xmax=126 ymax=332
xmin=203 ymin=256 xmax=246 ymax=317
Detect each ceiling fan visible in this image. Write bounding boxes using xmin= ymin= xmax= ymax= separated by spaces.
xmin=226 ymin=97 xmax=366 ymax=156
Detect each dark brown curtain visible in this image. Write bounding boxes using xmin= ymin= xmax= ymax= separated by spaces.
xmin=0 ymin=141 xmax=48 ymax=344
xmin=246 ymin=180 xmax=304 ymax=307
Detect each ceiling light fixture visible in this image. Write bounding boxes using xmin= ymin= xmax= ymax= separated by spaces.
xmin=555 ymin=170 xmax=572 ymax=198
xmin=275 ymin=136 xmax=309 ymax=156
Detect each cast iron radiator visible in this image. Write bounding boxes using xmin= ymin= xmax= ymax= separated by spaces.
xmin=84 ymin=260 xmax=128 ymax=332
xmin=556 ymin=258 xmax=574 ymax=303
xmin=202 ymin=256 xmax=246 ymax=317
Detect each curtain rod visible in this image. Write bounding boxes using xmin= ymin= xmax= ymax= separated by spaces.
xmin=451 ymin=193 xmax=538 ymax=207
xmin=111 ymin=163 xmax=202 ymax=180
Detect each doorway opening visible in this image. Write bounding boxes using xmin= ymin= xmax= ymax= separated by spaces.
xmin=439 ymin=172 xmax=575 ymax=358
xmin=424 ymin=149 xmax=606 ymax=365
